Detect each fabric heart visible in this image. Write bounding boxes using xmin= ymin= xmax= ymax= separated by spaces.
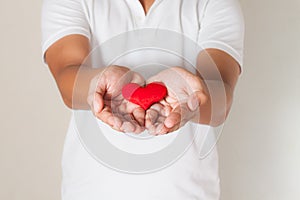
xmin=122 ymin=82 xmax=167 ymax=110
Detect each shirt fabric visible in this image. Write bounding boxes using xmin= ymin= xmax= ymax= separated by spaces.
xmin=41 ymin=0 xmax=244 ymax=200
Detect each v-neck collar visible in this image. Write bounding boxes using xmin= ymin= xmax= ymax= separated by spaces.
xmin=137 ymin=0 xmax=159 ymax=16
xmin=125 ymin=0 xmax=164 ymax=28
xmin=131 ymin=0 xmax=163 ymax=17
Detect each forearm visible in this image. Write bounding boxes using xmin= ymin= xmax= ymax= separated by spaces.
xmin=44 ymin=35 xmax=100 ymax=110
xmin=193 ymin=80 xmax=233 ymax=127
xmin=54 ymin=65 xmax=102 ymax=110
xmin=194 ymin=49 xmax=239 ymax=126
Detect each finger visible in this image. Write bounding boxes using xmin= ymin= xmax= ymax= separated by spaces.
xmin=131 ymin=72 xmax=145 ymax=86
xmin=93 ymin=92 xmax=104 ymax=113
xmin=164 ymin=109 xmax=182 ymax=129
xmin=164 ymin=123 xmax=180 ymax=135
xmin=164 ymin=103 xmax=192 ymax=128
xmin=146 ymin=113 xmax=167 ymax=135
xmin=117 ymin=101 xmax=145 ymax=131
xmin=146 ymin=76 xmax=160 ymax=84
xmin=187 ymin=93 xmax=199 ymax=111
xmin=154 ymin=123 xmax=167 ymax=135
xmin=155 ymin=123 xmax=170 ymax=135
xmin=117 ymin=100 xmax=128 ymax=114
xmin=146 ymin=103 xmax=170 ymax=135
xmin=154 ymin=100 xmax=172 ymax=117
xmin=146 ymin=103 xmax=163 ymax=122
xmin=110 ymin=113 xmax=123 ymax=131
xmin=145 ymin=109 xmax=159 ymax=126
xmin=150 ymin=103 xmax=166 ymax=116
xmin=113 ymin=94 xmax=125 ymax=102
xmin=93 ymin=75 xmax=107 ymax=97
xmin=165 ymin=95 xmax=178 ymax=105
xmin=156 ymin=115 xmax=189 ymax=135
xmin=132 ymin=107 xmax=146 ymax=126
xmin=133 ymin=124 xmax=145 ymax=134
xmin=121 ymin=117 xmax=145 ymax=134
xmin=161 ymin=104 xmax=172 ymax=117
xmin=96 ymin=107 xmax=118 ymax=127
xmin=121 ymin=121 xmax=136 ymax=133
xmin=120 ymin=114 xmax=135 ymax=133
xmin=147 ymin=124 xmax=157 ymax=135
xmin=124 ymin=101 xmax=142 ymax=113
xmin=196 ymin=90 xmax=208 ymax=106
xmin=121 ymin=114 xmax=143 ymax=134
xmin=165 ymin=116 xmax=190 ymax=134
xmin=87 ymin=86 xmax=104 ymax=114
xmin=145 ymin=102 xmax=166 ymax=129
xmin=187 ymin=91 xmax=208 ymax=111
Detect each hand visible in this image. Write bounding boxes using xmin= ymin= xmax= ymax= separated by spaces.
xmin=145 ymin=67 xmax=208 ymax=135
xmin=87 ymin=65 xmax=146 ymax=134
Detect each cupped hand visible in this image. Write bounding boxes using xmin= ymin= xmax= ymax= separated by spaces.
xmin=145 ymin=67 xmax=208 ymax=135
xmin=87 ymin=65 xmax=146 ymax=134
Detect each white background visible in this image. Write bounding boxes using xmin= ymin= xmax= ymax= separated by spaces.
xmin=0 ymin=0 xmax=299 ymax=199
xmin=219 ymin=0 xmax=300 ymax=199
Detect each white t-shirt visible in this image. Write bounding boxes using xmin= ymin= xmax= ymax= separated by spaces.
xmin=41 ymin=0 xmax=244 ymax=200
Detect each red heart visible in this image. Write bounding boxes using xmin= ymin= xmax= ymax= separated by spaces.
xmin=122 ymin=82 xmax=167 ymax=110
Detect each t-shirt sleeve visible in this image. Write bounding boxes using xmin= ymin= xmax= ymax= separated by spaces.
xmin=41 ymin=0 xmax=91 ymax=61
xmin=198 ymin=0 xmax=245 ymax=68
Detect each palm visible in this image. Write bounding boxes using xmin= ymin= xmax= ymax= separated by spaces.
xmin=89 ymin=66 xmax=146 ymax=133
xmin=145 ymin=67 xmax=207 ymax=135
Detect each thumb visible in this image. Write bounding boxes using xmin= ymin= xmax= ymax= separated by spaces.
xmin=87 ymin=76 xmax=105 ymax=113
xmin=187 ymin=91 xmax=208 ymax=111
xmin=87 ymin=90 xmax=104 ymax=114
xmin=93 ymin=92 xmax=104 ymax=113
xmin=131 ymin=72 xmax=146 ymax=86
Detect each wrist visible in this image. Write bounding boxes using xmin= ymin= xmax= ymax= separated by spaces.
xmin=71 ymin=67 xmax=103 ymax=110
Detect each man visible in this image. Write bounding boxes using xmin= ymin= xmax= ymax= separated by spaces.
xmin=42 ymin=0 xmax=244 ymax=199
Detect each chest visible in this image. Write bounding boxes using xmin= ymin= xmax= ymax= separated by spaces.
xmin=86 ymin=0 xmax=202 ymax=44
xmin=84 ymin=0 xmax=203 ymax=74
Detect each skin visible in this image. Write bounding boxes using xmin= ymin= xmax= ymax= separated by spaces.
xmin=139 ymin=0 xmax=155 ymax=14
xmin=45 ymin=35 xmax=146 ymax=134
xmin=87 ymin=65 xmax=146 ymax=133
xmin=45 ymin=0 xmax=241 ymax=135
xmin=145 ymin=49 xmax=240 ymax=135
